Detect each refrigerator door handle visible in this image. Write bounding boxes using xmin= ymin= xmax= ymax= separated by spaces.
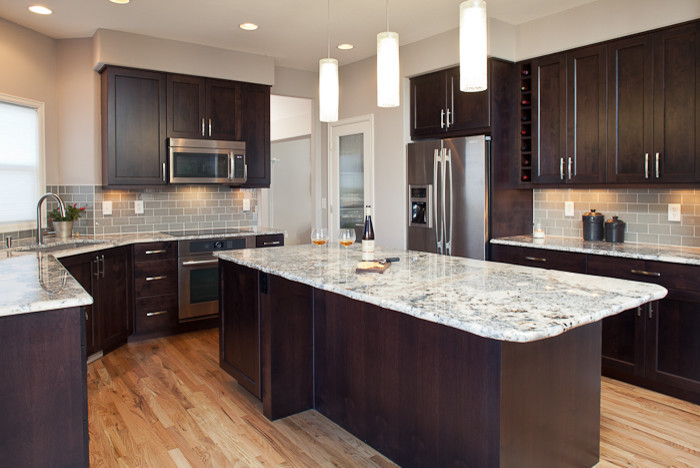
xmin=444 ymin=148 xmax=453 ymax=255
xmin=433 ymin=148 xmax=442 ymax=254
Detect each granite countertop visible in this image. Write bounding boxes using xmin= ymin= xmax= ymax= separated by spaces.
xmin=491 ymin=235 xmax=700 ymax=266
xmin=0 ymin=227 xmax=284 ymax=318
xmin=215 ymin=244 xmax=667 ymax=343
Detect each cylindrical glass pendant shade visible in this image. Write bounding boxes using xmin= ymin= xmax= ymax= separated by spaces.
xmin=377 ymin=31 xmax=400 ymax=107
xmin=319 ymin=58 xmax=339 ymax=122
xmin=459 ymin=0 xmax=487 ymax=92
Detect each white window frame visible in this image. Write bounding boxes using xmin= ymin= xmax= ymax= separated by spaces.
xmin=327 ymin=114 xmax=374 ymax=242
xmin=0 ymin=93 xmax=46 ymax=232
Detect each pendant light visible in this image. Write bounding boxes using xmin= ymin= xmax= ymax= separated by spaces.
xmin=377 ymin=0 xmax=399 ymax=107
xmin=319 ymin=0 xmax=339 ymax=122
xmin=459 ymin=0 xmax=488 ymax=92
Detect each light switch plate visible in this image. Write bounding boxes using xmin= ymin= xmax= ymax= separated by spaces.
xmin=564 ymin=201 xmax=575 ymax=217
xmin=102 ymin=201 xmax=112 ymax=216
xmin=134 ymin=200 xmax=144 ymax=215
xmin=243 ymin=199 xmax=251 ymax=212
xmin=668 ymin=203 xmax=681 ymax=222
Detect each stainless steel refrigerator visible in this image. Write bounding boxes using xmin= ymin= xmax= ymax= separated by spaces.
xmin=407 ymin=135 xmax=490 ymax=260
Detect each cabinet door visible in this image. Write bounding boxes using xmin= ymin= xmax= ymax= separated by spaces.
xmin=101 ymin=67 xmax=167 ymax=186
xmin=607 ymin=35 xmax=654 ymax=184
xmin=447 ymin=67 xmax=490 ymax=134
xmin=206 ymin=79 xmax=240 ymax=140
xmin=652 ymin=22 xmax=700 ymax=183
xmin=566 ymin=45 xmax=607 ymax=184
xmin=647 ymin=292 xmax=700 ymax=395
xmin=489 ymin=244 xmax=587 ymax=273
xmin=99 ymin=247 xmax=132 ymax=353
xmin=240 ymin=83 xmax=271 ymax=187
xmin=532 ymin=53 xmax=567 ymax=184
xmin=167 ymin=74 xmax=206 ymax=139
xmin=410 ymin=70 xmax=448 ymax=139
xmin=61 ymin=253 xmax=101 ymax=356
xmin=220 ymin=261 xmax=261 ymax=398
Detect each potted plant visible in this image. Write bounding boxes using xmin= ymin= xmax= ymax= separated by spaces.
xmin=49 ymin=203 xmax=86 ymax=240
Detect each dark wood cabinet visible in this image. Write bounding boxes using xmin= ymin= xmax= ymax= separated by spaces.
xmin=255 ymin=233 xmax=284 ymax=248
xmin=60 ymin=246 xmax=132 ymax=356
xmin=410 ymin=61 xmax=495 ymax=140
xmin=490 ymin=244 xmax=587 ymax=273
xmin=240 ymin=83 xmax=271 ymax=187
xmin=531 ymin=45 xmax=606 ymax=184
xmin=132 ymin=242 xmax=178 ymax=336
xmin=608 ymin=22 xmax=700 ymax=184
xmin=101 ymin=67 xmax=167 ymax=186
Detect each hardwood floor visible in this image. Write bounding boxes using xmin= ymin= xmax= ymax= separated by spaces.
xmin=88 ymin=329 xmax=700 ymax=467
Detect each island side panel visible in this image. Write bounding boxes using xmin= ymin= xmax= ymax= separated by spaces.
xmin=261 ymin=273 xmax=314 ymax=420
xmin=500 ymin=321 xmax=602 ymax=468
xmin=314 ymin=289 xmax=502 ymax=467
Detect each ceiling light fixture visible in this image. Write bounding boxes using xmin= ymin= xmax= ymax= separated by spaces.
xmin=337 ymin=44 xmax=354 ymax=50
xmin=239 ymin=23 xmax=258 ymax=31
xmin=377 ymin=0 xmax=399 ymax=107
xmin=459 ymin=0 xmax=488 ymax=92
xmin=28 ymin=5 xmax=52 ymax=15
xmin=109 ymin=0 xmax=130 ymax=4
xmin=319 ymin=0 xmax=338 ymax=122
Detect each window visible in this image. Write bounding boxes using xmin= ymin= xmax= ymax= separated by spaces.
xmin=0 ymin=94 xmax=45 ymax=231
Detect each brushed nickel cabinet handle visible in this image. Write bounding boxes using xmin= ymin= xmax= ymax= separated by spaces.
xmin=446 ymin=108 xmax=451 ymax=128
xmin=655 ymin=152 xmax=660 ymax=178
xmin=636 ymin=306 xmax=641 ymax=317
xmin=146 ymin=310 xmax=168 ymax=317
xmin=162 ymin=163 xmax=166 ymax=182
xmin=560 ymin=158 xmax=564 ymax=180
xmin=145 ymin=249 xmax=167 ymax=255
xmin=440 ymin=109 xmax=445 ymax=129
xmin=263 ymin=241 xmax=281 ymax=246
xmin=645 ymin=153 xmax=649 ymax=179
xmin=145 ymin=275 xmax=167 ymax=282
xmin=648 ymin=307 xmax=653 ymax=319
xmin=100 ymin=254 xmax=105 ymax=279
xmin=208 ymin=118 xmax=212 ymax=137
xmin=525 ymin=256 xmax=547 ymax=262
xmin=202 ymin=118 xmax=205 ymax=137
xmin=568 ymin=157 xmax=572 ymax=180
xmin=630 ymin=269 xmax=661 ymax=277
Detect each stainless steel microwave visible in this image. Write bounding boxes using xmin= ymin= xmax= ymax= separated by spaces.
xmin=168 ymin=138 xmax=246 ymax=185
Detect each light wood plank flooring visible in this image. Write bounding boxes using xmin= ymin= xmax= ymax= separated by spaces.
xmin=88 ymin=329 xmax=700 ymax=467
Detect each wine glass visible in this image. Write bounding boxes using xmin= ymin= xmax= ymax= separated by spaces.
xmin=338 ymin=228 xmax=356 ymax=264
xmin=310 ymin=228 xmax=328 ymax=247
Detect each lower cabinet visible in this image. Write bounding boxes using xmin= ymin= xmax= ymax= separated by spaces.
xmin=490 ymin=244 xmax=587 ymax=273
xmin=492 ymin=243 xmax=700 ymax=404
xmin=60 ymin=246 xmax=132 ymax=356
xmin=132 ymin=242 xmax=178 ymax=336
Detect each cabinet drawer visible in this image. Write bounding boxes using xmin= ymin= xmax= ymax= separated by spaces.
xmin=256 ymin=233 xmax=284 ymax=248
xmin=134 ymin=295 xmax=178 ymax=334
xmin=490 ymin=245 xmax=587 ymax=273
xmin=133 ymin=242 xmax=176 ymax=264
xmin=134 ymin=262 xmax=177 ymax=297
xmin=587 ymin=255 xmax=699 ymax=293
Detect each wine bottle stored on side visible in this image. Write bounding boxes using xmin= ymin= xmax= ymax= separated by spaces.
xmin=361 ymin=205 xmax=375 ymax=261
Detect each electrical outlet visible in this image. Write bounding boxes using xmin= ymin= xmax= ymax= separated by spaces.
xmin=668 ymin=203 xmax=681 ymax=222
xmin=102 ymin=201 xmax=112 ymax=216
xmin=243 ymin=199 xmax=251 ymax=212
xmin=564 ymin=201 xmax=575 ymax=217
xmin=134 ymin=200 xmax=144 ymax=215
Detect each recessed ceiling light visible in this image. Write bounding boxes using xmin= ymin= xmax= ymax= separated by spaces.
xmin=337 ymin=43 xmax=354 ymax=50
xmin=28 ymin=5 xmax=52 ymax=15
xmin=109 ymin=0 xmax=130 ymax=4
xmin=239 ymin=23 xmax=258 ymax=31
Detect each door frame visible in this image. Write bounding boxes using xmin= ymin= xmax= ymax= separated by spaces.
xmin=327 ymin=114 xmax=375 ymax=241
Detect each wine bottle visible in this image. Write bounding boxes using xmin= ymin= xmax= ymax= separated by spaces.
xmin=361 ymin=205 xmax=375 ymax=261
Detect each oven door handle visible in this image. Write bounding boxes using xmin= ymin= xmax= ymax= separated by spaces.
xmin=181 ymin=259 xmax=219 ymax=266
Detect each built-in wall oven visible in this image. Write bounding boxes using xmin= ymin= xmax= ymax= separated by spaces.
xmin=178 ymin=236 xmax=254 ymax=321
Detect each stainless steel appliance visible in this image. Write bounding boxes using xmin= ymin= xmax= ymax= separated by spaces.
xmin=407 ymin=135 xmax=490 ymax=260
xmin=168 ymin=138 xmax=246 ymax=185
xmin=177 ymin=234 xmax=254 ymax=321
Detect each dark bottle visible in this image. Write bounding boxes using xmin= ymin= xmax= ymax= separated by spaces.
xmin=520 ymin=83 xmax=530 ymax=92
xmin=361 ymin=205 xmax=375 ymax=261
xmin=521 ymin=110 xmax=531 ymax=121
xmin=521 ymin=142 xmax=531 ymax=152
xmin=521 ymin=98 xmax=531 ymax=106
xmin=521 ymin=173 xmax=531 ymax=181
xmin=521 ymin=68 xmax=530 ymax=76
xmin=521 ymin=128 xmax=530 ymax=136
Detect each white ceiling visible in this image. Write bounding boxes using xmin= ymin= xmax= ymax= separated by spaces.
xmin=0 ymin=0 xmax=597 ymax=71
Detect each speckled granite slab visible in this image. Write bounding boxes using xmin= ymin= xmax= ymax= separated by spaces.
xmin=215 ymin=244 xmax=667 ymax=343
xmin=491 ymin=235 xmax=700 ymax=266
xmin=0 ymin=253 xmax=93 ymax=317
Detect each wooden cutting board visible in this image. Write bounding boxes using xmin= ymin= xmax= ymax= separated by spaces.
xmin=355 ymin=261 xmax=390 ymax=274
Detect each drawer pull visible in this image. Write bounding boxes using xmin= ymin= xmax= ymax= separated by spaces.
xmin=146 ymin=310 xmax=168 ymax=317
xmin=182 ymin=259 xmax=219 ymax=266
xmin=630 ymin=269 xmax=661 ymax=277
xmin=145 ymin=275 xmax=167 ymax=281
xmin=525 ymin=256 xmax=547 ymax=262
xmin=145 ymin=249 xmax=167 ymax=255
xmin=263 ymin=241 xmax=281 ymax=246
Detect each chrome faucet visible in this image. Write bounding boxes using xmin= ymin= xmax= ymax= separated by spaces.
xmin=37 ymin=192 xmax=66 ymax=245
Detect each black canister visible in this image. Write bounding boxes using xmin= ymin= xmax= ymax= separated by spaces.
xmin=582 ymin=209 xmax=605 ymax=241
xmin=605 ymin=216 xmax=626 ymax=243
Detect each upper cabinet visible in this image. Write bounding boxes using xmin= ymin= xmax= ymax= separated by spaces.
xmin=101 ymin=67 xmax=168 ymax=186
xmin=531 ymin=45 xmax=607 ymax=185
xmin=410 ymin=62 xmax=491 ymax=139
xmin=608 ymin=22 xmax=700 ymax=184
xmin=240 ymin=83 xmax=271 ymax=187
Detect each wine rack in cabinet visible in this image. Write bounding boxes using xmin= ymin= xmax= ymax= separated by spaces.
xmin=518 ymin=62 xmax=533 ymax=185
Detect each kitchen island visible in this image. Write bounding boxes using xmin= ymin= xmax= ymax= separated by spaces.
xmin=216 ymin=244 xmax=667 ymax=467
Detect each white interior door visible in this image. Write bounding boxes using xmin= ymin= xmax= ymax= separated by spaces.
xmin=328 ymin=115 xmax=374 ymax=241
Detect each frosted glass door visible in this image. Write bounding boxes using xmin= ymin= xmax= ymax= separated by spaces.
xmin=338 ymin=134 xmax=364 ymax=234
